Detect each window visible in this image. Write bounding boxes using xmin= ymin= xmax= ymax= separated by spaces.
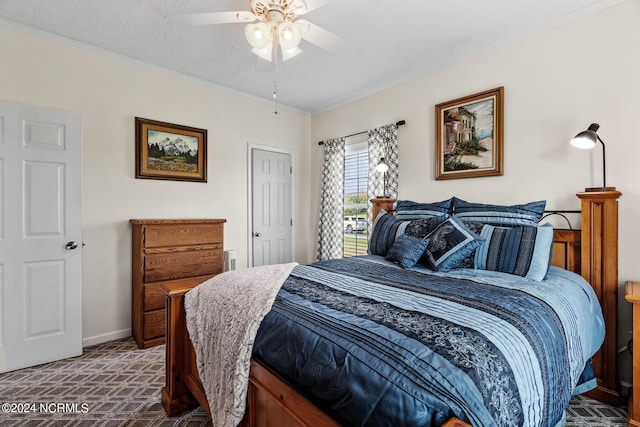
xmin=343 ymin=141 xmax=368 ymax=257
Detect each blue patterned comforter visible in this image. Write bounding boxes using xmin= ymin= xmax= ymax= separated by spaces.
xmin=252 ymin=256 xmax=604 ymax=427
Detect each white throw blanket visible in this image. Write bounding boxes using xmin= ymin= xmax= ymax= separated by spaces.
xmin=184 ymin=262 xmax=298 ymax=427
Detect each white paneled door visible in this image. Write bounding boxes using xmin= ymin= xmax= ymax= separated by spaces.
xmin=0 ymin=101 xmax=82 ymax=373
xmin=251 ymin=149 xmax=292 ymax=267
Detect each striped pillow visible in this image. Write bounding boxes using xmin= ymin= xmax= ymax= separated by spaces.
xmin=394 ymin=199 xmax=453 ymax=220
xmin=368 ymin=211 xmax=410 ymax=256
xmin=474 ymin=223 xmax=554 ymax=281
xmin=452 ymin=197 xmax=546 ymax=226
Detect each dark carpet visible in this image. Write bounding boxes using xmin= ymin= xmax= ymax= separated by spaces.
xmin=0 ymin=338 xmax=628 ymax=426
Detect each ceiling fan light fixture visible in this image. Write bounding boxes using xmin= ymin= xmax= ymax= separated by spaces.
xmin=281 ymin=46 xmax=302 ymax=61
xmin=244 ymin=22 xmax=272 ymax=49
xmin=242 ymin=1 xmax=307 ymax=62
xmin=278 ymin=23 xmax=302 ymax=49
xmin=251 ymin=46 xmax=273 ymax=62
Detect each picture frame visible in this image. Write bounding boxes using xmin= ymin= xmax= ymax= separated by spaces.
xmin=435 ymin=87 xmax=504 ymax=180
xmin=135 ymin=117 xmax=207 ymax=182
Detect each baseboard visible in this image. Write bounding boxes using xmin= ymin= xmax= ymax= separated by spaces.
xmin=82 ymin=328 xmax=131 ymax=347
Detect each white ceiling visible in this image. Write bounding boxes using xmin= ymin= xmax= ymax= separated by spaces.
xmin=0 ymin=0 xmax=624 ymax=113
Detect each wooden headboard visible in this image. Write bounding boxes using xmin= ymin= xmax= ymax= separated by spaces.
xmin=551 ymin=229 xmax=581 ymax=272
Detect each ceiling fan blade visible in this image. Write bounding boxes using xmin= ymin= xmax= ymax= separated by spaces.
xmin=296 ymin=0 xmax=335 ymax=15
xmin=170 ymin=11 xmax=256 ymax=26
xmin=297 ymin=19 xmax=349 ymax=54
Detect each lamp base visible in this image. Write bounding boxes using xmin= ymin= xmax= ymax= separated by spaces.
xmin=585 ymin=186 xmax=617 ymax=192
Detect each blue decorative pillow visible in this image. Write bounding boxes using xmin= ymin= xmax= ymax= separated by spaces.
xmin=385 ymin=234 xmax=430 ymax=268
xmin=404 ymin=216 xmax=446 ymax=238
xmin=474 ymin=223 xmax=554 ymax=281
xmin=368 ymin=211 xmax=410 ymax=256
xmin=451 ymin=197 xmax=546 ymax=226
xmin=369 ymin=212 xmax=443 ymax=256
xmin=457 ymin=221 xmax=486 ymax=268
xmin=394 ymin=199 xmax=453 ymax=220
xmin=423 ymin=216 xmax=484 ymax=272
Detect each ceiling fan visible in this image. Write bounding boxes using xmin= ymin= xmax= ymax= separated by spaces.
xmin=174 ymin=0 xmax=342 ymax=63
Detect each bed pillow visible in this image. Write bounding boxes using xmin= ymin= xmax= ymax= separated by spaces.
xmin=385 ymin=234 xmax=430 ymax=269
xmin=404 ymin=216 xmax=446 ymax=238
xmin=457 ymin=220 xmax=486 ymax=268
xmin=368 ymin=210 xmax=409 ymax=256
xmin=422 ymin=216 xmax=484 ymax=272
xmin=394 ymin=198 xmax=453 ymax=220
xmin=451 ymin=197 xmax=546 ymax=226
xmin=474 ymin=223 xmax=554 ymax=281
xmin=369 ymin=212 xmax=443 ymax=256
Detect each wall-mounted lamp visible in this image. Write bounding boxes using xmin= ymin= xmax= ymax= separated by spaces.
xmin=375 ymin=157 xmax=389 ymax=198
xmin=570 ymin=123 xmax=615 ymax=192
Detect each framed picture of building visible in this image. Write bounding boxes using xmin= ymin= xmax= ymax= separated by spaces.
xmin=135 ymin=117 xmax=207 ymax=182
xmin=435 ymin=87 xmax=504 ymax=180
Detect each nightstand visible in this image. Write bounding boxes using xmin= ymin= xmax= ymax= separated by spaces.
xmin=625 ymin=280 xmax=640 ymax=426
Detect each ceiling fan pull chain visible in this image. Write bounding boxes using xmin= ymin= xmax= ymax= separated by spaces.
xmin=273 ymin=62 xmax=279 ymax=115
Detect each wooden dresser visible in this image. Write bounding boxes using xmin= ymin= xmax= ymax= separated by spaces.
xmin=131 ymin=218 xmax=226 ymax=349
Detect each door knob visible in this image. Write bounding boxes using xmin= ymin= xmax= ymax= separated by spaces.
xmin=65 ymin=241 xmax=78 ymax=250
xmin=253 ymin=232 xmax=262 ymax=237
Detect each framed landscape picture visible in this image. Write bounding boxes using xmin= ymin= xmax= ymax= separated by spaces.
xmin=435 ymin=87 xmax=504 ymax=180
xmin=135 ymin=117 xmax=207 ymax=182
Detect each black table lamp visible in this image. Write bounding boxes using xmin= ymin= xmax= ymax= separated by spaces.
xmin=375 ymin=157 xmax=389 ymax=198
xmin=570 ymin=123 xmax=616 ymax=192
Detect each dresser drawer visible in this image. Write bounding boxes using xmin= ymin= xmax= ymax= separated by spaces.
xmin=143 ymin=309 xmax=165 ymax=341
xmin=144 ymin=275 xmax=215 ymax=311
xmin=144 ymin=247 xmax=223 ymax=282
xmin=144 ymin=223 xmax=223 ymax=248
xmin=144 ymin=283 xmax=166 ymax=311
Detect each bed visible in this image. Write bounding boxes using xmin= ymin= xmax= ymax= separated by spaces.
xmin=161 ymin=190 xmax=621 ymax=427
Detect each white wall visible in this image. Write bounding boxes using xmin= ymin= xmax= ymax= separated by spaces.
xmin=0 ymin=25 xmax=312 ymax=345
xmin=311 ymin=0 xmax=640 ymax=387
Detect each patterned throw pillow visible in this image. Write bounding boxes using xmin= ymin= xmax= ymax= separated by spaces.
xmin=474 ymin=223 xmax=554 ymax=281
xmin=394 ymin=199 xmax=453 ymax=220
xmin=451 ymin=197 xmax=546 ymax=226
xmin=385 ymin=234 xmax=430 ymax=269
xmin=423 ymin=216 xmax=484 ymax=272
xmin=405 ymin=216 xmax=446 ymax=238
xmin=457 ymin=220 xmax=487 ymax=268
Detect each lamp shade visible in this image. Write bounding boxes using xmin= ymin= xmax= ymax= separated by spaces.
xmin=570 ymin=123 xmax=599 ymax=149
xmin=278 ymin=23 xmax=302 ymax=50
xmin=375 ymin=157 xmax=389 ymax=173
xmin=281 ymin=46 xmax=302 ymax=61
xmin=244 ymin=22 xmax=271 ymax=50
xmin=251 ymin=46 xmax=273 ymax=62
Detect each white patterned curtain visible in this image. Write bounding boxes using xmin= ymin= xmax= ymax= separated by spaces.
xmin=317 ymin=138 xmax=346 ymax=260
xmin=367 ymin=123 xmax=399 ymax=227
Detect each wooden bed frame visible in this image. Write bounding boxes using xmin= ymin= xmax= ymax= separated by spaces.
xmin=161 ymin=190 xmax=621 ymax=426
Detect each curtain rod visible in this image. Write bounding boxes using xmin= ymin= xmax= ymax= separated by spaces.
xmin=317 ymin=120 xmax=406 ymax=145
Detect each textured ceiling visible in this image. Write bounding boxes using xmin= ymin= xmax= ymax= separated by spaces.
xmin=0 ymin=0 xmax=625 ymax=113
